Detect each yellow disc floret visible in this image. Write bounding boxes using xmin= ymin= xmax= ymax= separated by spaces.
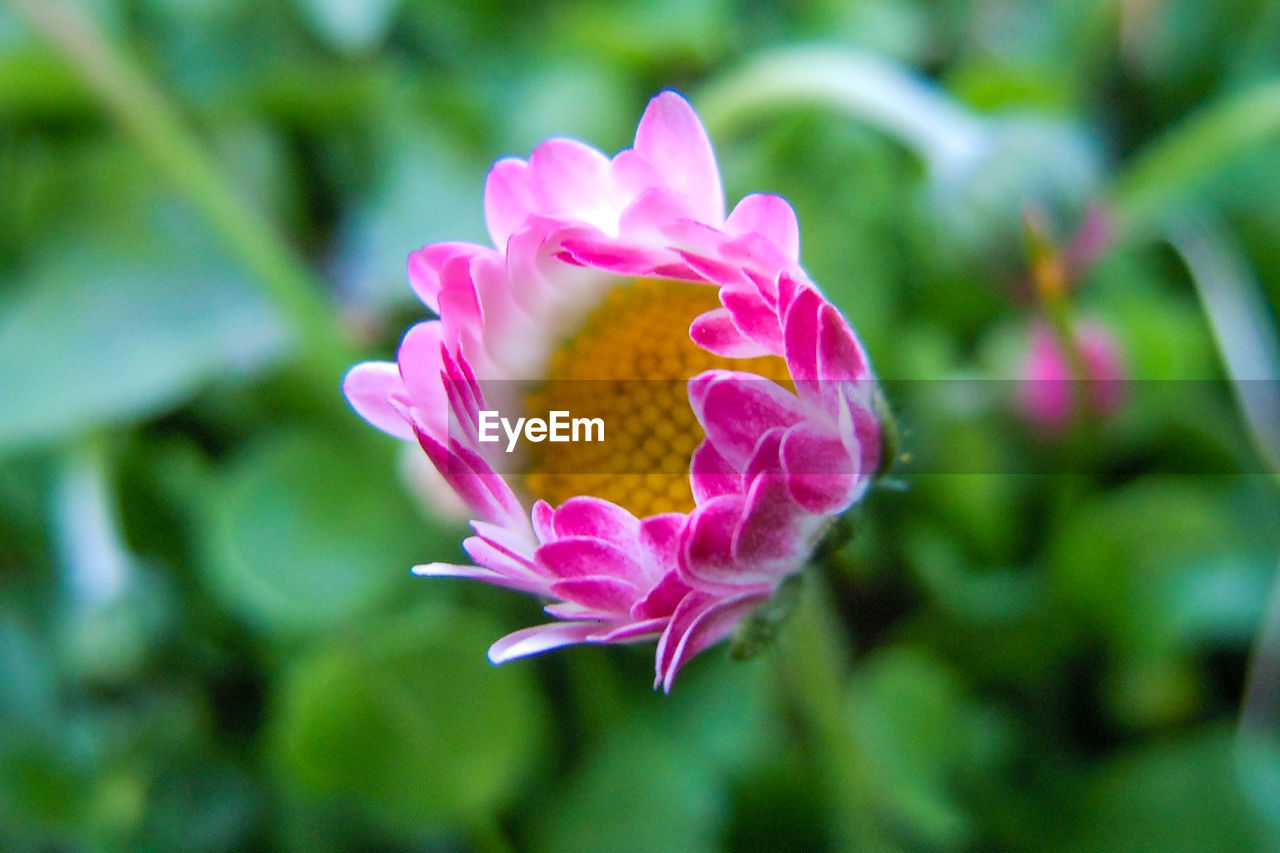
xmin=523 ymin=278 xmax=789 ymax=517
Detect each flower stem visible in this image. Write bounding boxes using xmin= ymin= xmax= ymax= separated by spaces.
xmin=9 ymin=0 xmax=356 ymax=384
xmin=695 ymin=46 xmax=989 ymax=179
xmin=1112 ymin=81 xmax=1280 ymax=239
xmin=774 ymin=573 xmax=891 ymax=852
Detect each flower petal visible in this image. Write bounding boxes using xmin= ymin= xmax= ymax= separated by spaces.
xmin=484 ymin=157 xmax=535 ymax=248
xmin=655 ymin=590 xmax=769 ymax=692
xmin=780 ymin=422 xmax=860 ymax=514
xmin=488 ymin=622 xmax=604 ymax=663
xmin=537 ymin=537 xmax=647 ymax=584
xmin=725 ymin=193 xmax=800 ymax=261
xmin=633 ymin=91 xmax=724 ymax=224
xmin=551 ymin=575 xmax=644 ymax=614
xmin=343 ymin=361 xmax=413 ymax=440
xmin=689 ymin=371 xmax=808 ymax=469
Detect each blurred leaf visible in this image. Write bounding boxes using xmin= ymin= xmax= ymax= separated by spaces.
xmin=850 ymin=646 xmax=1000 ymax=850
xmin=200 ymin=429 xmax=430 ymax=635
xmin=293 ymin=0 xmax=401 ymax=54
xmin=271 ymin=605 xmax=548 ymax=832
xmin=335 ymin=127 xmax=486 ymax=310
xmin=0 ymin=246 xmax=289 ymax=452
xmin=530 ymin=655 xmax=774 ymax=853
xmin=1046 ymin=726 xmax=1269 ymax=852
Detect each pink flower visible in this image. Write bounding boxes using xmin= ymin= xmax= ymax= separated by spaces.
xmin=1018 ymin=319 xmax=1127 ymax=430
xmin=343 ymin=92 xmax=882 ymax=690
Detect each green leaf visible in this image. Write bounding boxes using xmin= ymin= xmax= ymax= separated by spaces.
xmin=271 ymin=605 xmax=548 ymax=833
xmin=0 ymin=247 xmax=288 ymax=452
xmin=200 ymin=429 xmax=430 ymax=635
xmin=1047 ymin=726 xmax=1269 ymax=852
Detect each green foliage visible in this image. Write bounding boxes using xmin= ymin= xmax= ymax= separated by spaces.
xmin=2 ymin=0 xmax=1280 ymax=850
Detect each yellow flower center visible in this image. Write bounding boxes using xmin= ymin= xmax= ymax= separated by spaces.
xmin=523 ymin=278 xmax=789 ymax=518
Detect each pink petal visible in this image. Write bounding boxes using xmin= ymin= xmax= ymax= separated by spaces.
xmin=415 ymin=427 xmax=524 ymax=529
xmin=689 ymin=371 xmax=807 ymax=470
xmin=656 ymin=590 xmax=769 ymax=692
xmin=484 ymin=157 xmax=535 ymax=248
xmin=637 ymin=512 xmax=685 ymax=577
xmin=590 ymin=618 xmax=668 ymax=643
xmin=690 ymin=308 xmax=772 ymax=358
xmin=488 ymin=622 xmax=603 ymax=663
xmin=532 ymin=499 xmax=556 ymax=543
xmin=721 ymin=287 xmax=784 ymax=354
xmin=551 ymin=496 xmax=641 ymax=547
xmin=407 ymin=242 xmax=489 ymax=313
xmin=551 ymin=575 xmax=644 ymax=614
xmin=817 ymin=301 xmax=870 ymax=382
xmin=537 ymin=537 xmax=647 ymax=584
xmin=732 ymin=473 xmax=818 ymax=578
xmin=413 ymin=561 xmax=548 ymax=595
xmin=631 ymin=569 xmax=691 ymax=620
xmin=528 ymin=137 xmax=616 ymax=229
xmin=780 ymin=422 xmax=859 ymax=514
xmin=618 ymin=187 xmax=701 ymax=239
xmin=633 ymin=91 xmax=724 ymax=224
xmin=342 ymin=361 xmax=413 ymax=440
xmin=689 ymin=440 xmax=743 ymax=503
xmin=725 ymin=193 xmax=800 ymax=260
xmin=680 ymin=493 xmax=776 ymax=591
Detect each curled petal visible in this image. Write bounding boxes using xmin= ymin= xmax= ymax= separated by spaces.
xmin=656 ymin=590 xmax=770 ymax=692
xmin=343 ymin=362 xmax=413 ymax=440
xmin=488 ymin=622 xmax=604 ymax=663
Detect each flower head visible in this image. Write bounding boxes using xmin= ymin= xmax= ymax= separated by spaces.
xmin=1018 ymin=318 xmax=1126 ymax=431
xmin=344 ymin=92 xmax=882 ymax=689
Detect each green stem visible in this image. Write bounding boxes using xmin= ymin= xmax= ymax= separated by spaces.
xmin=695 ymin=46 xmax=989 ymax=178
xmin=9 ymin=0 xmax=356 ymax=383
xmin=774 ymin=573 xmax=890 ymax=852
xmin=1112 ymin=80 xmax=1280 ymax=238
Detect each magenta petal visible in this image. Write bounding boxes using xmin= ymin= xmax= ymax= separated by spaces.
xmin=342 ymin=361 xmax=413 ymax=440
xmin=551 ymin=575 xmax=644 ymax=614
xmin=591 ymin=618 xmax=668 ymax=643
xmin=633 ymin=91 xmax=724 ymax=224
xmin=690 ymin=308 xmax=771 ymax=358
xmin=689 ymin=440 xmax=743 ymax=503
xmin=721 ymin=288 xmax=784 ymax=353
xmin=488 ymin=622 xmax=602 ymax=663
xmin=537 ymin=537 xmax=647 ymax=583
xmin=638 ymin=512 xmax=685 ymax=577
xmin=690 ymin=372 xmax=808 ymax=469
xmin=656 ymin=590 xmax=769 ymax=692
xmin=551 ymin=496 xmax=641 ymax=547
xmin=780 ymin=423 xmax=859 ymax=514
xmin=680 ymin=493 xmax=771 ymax=591
xmin=415 ymin=427 xmax=524 ymax=529
xmin=817 ymin=301 xmax=870 ymax=382
xmin=631 ymin=569 xmax=691 ymax=620
xmin=782 ymin=284 xmax=823 ymax=382
xmin=732 ymin=473 xmax=816 ymax=577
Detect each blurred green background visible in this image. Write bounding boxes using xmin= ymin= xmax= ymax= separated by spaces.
xmin=3 ymin=0 xmax=1280 ymax=850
